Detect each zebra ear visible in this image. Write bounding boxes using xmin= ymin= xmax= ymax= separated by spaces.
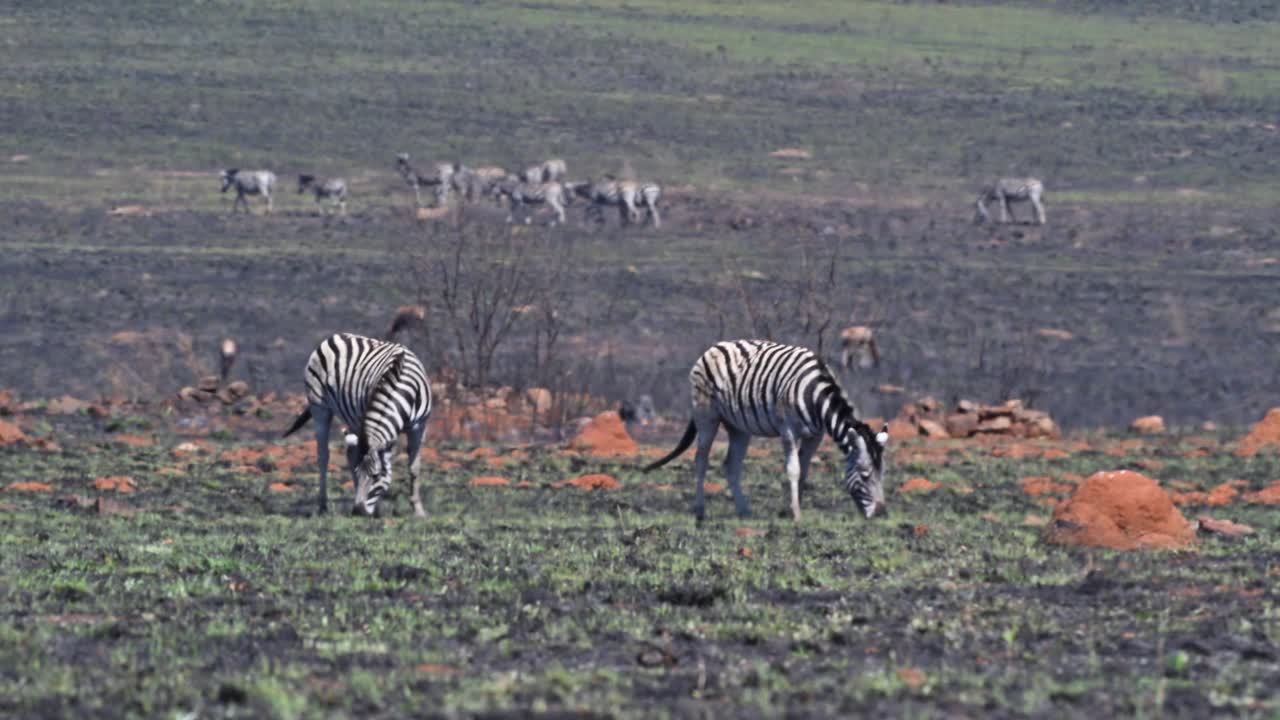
xmin=344 ymin=433 xmax=359 ymax=448
xmin=876 ymin=426 xmax=889 ymax=446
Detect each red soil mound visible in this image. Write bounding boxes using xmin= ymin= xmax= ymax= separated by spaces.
xmin=553 ymin=473 xmax=621 ymax=491
xmin=567 ymin=412 xmax=638 ymax=457
xmin=469 ymin=476 xmax=510 ymax=487
xmin=1244 ymin=480 xmax=1280 ymax=504
xmin=1236 ymin=408 xmax=1280 ymax=456
xmin=899 ymin=477 xmax=940 ymax=494
xmin=7 ymin=481 xmax=53 ymax=493
xmin=1046 ymin=470 xmax=1195 ymax=550
xmin=1169 ymin=481 xmax=1242 ymax=507
xmin=1020 ymin=476 xmax=1073 ymax=497
xmin=0 ymin=420 xmax=29 ymax=447
xmin=92 ymin=476 xmax=136 ymax=493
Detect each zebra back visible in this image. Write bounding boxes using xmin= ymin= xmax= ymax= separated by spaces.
xmin=303 ymin=333 xmax=431 ymax=450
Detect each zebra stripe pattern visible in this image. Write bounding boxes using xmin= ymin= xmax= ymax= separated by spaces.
xmin=568 ymin=177 xmax=627 ymax=225
xmin=519 ymin=158 xmax=567 ymax=185
xmin=975 ymin=177 xmax=1045 ymax=225
xmin=297 ymin=174 xmax=348 ymax=215
xmin=283 ymin=333 xmax=433 ymax=517
xmin=644 ymin=340 xmax=889 ymax=521
xmin=452 ymin=164 xmax=509 ymax=204
xmin=395 ymin=154 xmax=451 ymax=208
xmin=220 ymin=169 xmax=277 ymax=214
xmin=620 ymin=180 xmax=662 ymax=228
xmin=492 ymin=178 xmax=568 ymax=225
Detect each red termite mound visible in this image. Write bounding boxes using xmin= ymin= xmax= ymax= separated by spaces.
xmin=1046 ymin=470 xmax=1195 ymax=550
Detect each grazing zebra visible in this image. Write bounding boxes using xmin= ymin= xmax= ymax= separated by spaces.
xmin=492 ymin=177 xmax=568 ymax=225
xmin=297 ymin=174 xmax=348 ymax=215
xmin=519 ymin=158 xmax=567 ymax=185
xmin=974 ymin=177 xmax=1045 ymax=225
xmin=839 ymin=325 xmax=880 ymax=371
xmin=566 ymin=177 xmax=631 ymax=225
xmin=220 ymin=169 xmax=277 ymax=214
xmin=451 ymin=164 xmax=509 ymax=204
xmin=395 ymin=154 xmax=452 ymax=207
xmin=644 ymin=340 xmax=889 ymax=522
xmin=282 ymin=333 xmax=433 ymax=517
xmin=620 ymin=180 xmax=662 ymax=228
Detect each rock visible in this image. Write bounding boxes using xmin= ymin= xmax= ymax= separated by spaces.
xmin=916 ymin=396 xmax=940 ymax=413
xmin=92 ymin=476 xmax=136 ymax=493
xmin=917 ymin=419 xmax=950 ymax=439
xmin=469 ymin=476 xmax=510 ymax=487
xmin=46 ymin=395 xmax=91 ymax=415
xmin=0 ymin=420 xmax=29 ymax=447
xmin=178 ymin=386 xmax=200 ymax=401
xmin=886 ymin=418 xmax=918 ymax=440
xmin=225 ymin=380 xmax=250 ymax=400
xmin=899 ymin=477 xmax=940 ymax=494
xmin=1197 ymin=516 xmax=1254 ymax=538
xmin=944 ymin=413 xmax=979 ymax=438
xmin=1045 ymin=470 xmax=1195 ymax=550
xmin=1024 ymin=415 xmax=1061 ymax=439
xmin=1131 ymin=415 xmax=1166 ymax=435
xmin=955 ymin=399 xmax=978 ymax=414
xmin=876 ymin=384 xmax=906 ymax=395
xmin=197 ymin=375 xmax=219 ymax=393
xmin=553 ymin=473 xmax=621 ymax=491
xmin=1243 ymin=480 xmax=1280 ymax=504
xmin=567 ymin=412 xmax=638 ymax=457
xmin=7 ymin=481 xmax=52 ymax=493
xmin=976 ymin=416 xmax=1013 ymax=433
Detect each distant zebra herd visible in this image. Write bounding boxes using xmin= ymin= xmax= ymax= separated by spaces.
xmin=223 ymin=159 xmax=1044 ymax=229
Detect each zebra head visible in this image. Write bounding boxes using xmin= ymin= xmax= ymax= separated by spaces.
xmin=297 ymin=174 xmax=316 ymax=194
xmin=843 ymin=423 xmax=889 ymax=518
xmin=220 ymin=169 xmax=239 ymax=193
xmin=351 ymin=439 xmax=391 ymax=517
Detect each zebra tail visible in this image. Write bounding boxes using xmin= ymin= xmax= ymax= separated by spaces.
xmin=641 ymin=419 xmax=697 ymax=472
xmin=282 ymin=407 xmax=312 ymax=438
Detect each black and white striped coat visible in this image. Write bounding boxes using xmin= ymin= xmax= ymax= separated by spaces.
xmin=519 ymin=158 xmax=567 ymax=185
xmin=395 ymin=154 xmax=452 ymax=207
xmin=220 ymin=169 xmax=277 ymax=214
xmin=567 ymin=178 xmax=627 ymax=225
xmin=492 ymin=177 xmax=568 ymax=225
xmin=283 ymin=333 xmax=433 ymax=517
xmin=619 ymin=180 xmax=662 ymax=228
xmin=975 ymin=177 xmax=1045 ymax=225
xmin=451 ymin=164 xmax=509 ymax=204
xmin=297 ymin=174 xmax=348 ymax=215
xmin=645 ymin=340 xmax=889 ymax=521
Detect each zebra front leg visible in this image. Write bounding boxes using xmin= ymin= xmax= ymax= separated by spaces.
xmin=264 ymin=191 xmax=273 ymax=215
xmin=781 ymin=432 xmax=802 ymax=521
xmin=648 ymin=202 xmax=661 ymax=229
xmin=404 ymin=420 xmax=428 ymax=518
xmin=311 ymin=406 xmax=334 ymax=515
xmin=724 ymin=428 xmax=752 ymax=518
xmin=796 ymin=435 xmax=821 ymax=501
xmin=999 ymin=195 xmax=1011 ymax=224
xmin=1033 ymin=196 xmax=1046 ymax=225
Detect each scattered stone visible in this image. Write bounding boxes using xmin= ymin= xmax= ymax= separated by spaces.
xmin=197 ymin=376 xmax=219 ymax=393
xmin=111 ymin=434 xmax=152 ymax=448
xmin=7 ymin=481 xmax=53 ymax=493
xmin=46 ymin=395 xmax=92 ymax=415
xmin=1020 ymin=476 xmax=1073 ymax=497
xmin=1244 ymin=480 xmax=1280 ymax=505
xmin=469 ymin=476 xmax=510 ymax=487
xmin=976 ymin=416 xmax=1013 ymax=433
xmin=267 ymin=482 xmax=295 ymax=493
xmin=92 ymin=476 xmax=136 ymax=493
xmin=768 ymin=147 xmax=812 ymax=159
xmin=553 ymin=473 xmax=621 ymax=491
xmin=0 ymin=420 xmax=29 ymax=447
xmin=1197 ymin=516 xmax=1255 ymax=538
xmin=944 ymin=413 xmax=979 ymax=438
xmin=1131 ymin=415 xmax=1166 ymax=435
xmin=1046 ymin=470 xmax=1196 ymax=550
xmin=899 ymin=477 xmax=940 ymax=494
xmin=916 ymin=419 xmax=950 ymax=439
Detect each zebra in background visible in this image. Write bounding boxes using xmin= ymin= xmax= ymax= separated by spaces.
xmin=451 ymin=164 xmax=509 ymax=204
xmin=567 ymin=177 xmax=627 ymax=225
xmin=395 ymin=154 xmax=453 ymax=207
xmin=519 ymin=158 xmax=567 ymax=184
xmin=282 ymin=333 xmax=433 ymax=517
xmin=492 ymin=177 xmax=568 ymax=225
xmin=620 ymin=180 xmax=662 ymax=228
xmin=220 ymin=169 xmax=277 ymax=214
xmin=297 ymin=174 xmax=348 ymax=215
xmin=644 ymin=340 xmax=889 ymax=522
xmin=974 ymin=177 xmax=1045 ymax=225
xmin=839 ymin=325 xmax=880 ymax=371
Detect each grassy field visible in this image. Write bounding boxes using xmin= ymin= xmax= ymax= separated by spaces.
xmin=1 ymin=418 xmax=1278 ymax=718
xmin=2 ymin=3 xmax=1280 ymax=715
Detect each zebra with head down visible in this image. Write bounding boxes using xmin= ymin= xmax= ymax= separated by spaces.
xmin=492 ymin=177 xmax=568 ymax=225
xmin=297 ymin=174 xmax=348 ymax=215
xmin=566 ymin=177 xmax=627 ymax=225
xmin=519 ymin=158 xmax=567 ymax=185
xmin=395 ymin=154 xmax=454 ymax=208
xmin=619 ymin=180 xmax=662 ymax=228
xmin=975 ymin=177 xmax=1045 ymax=225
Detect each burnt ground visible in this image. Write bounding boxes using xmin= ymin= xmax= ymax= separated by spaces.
xmin=4 ymin=188 xmax=1280 ymax=430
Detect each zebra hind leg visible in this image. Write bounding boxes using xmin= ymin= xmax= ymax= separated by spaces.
xmin=780 ymin=432 xmax=802 ymax=521
xmin=796 ymin=435 xmax=822 ymax=502
xmin=404 ymin=420 xmax=428 ymax=518
xmin=724 ymin=428 xmax=752 ymax=518
xmin=690 ymin=418 xmax=719 ymax=522
xmin=311 ymin=405 xmax=334 ymax=515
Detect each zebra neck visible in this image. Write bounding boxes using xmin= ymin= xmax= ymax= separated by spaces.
xmin=815 ymin=383 xmax=861 ymax=453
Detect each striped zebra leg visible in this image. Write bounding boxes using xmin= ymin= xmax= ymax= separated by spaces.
xmin=691 ymin=416 xmax=720 ymax=522
xmin=796 ymin=434 xmax=822 ymax=500
xmin=310 ymin=405 xmax=334 ymax=515
xmin=403 ymin=419 xmax=428 ymax=518
xmin=1032 ymin=195 xmax=1046 ymax=225
xmin=723 ymin=427 xmax=753 ymax=518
